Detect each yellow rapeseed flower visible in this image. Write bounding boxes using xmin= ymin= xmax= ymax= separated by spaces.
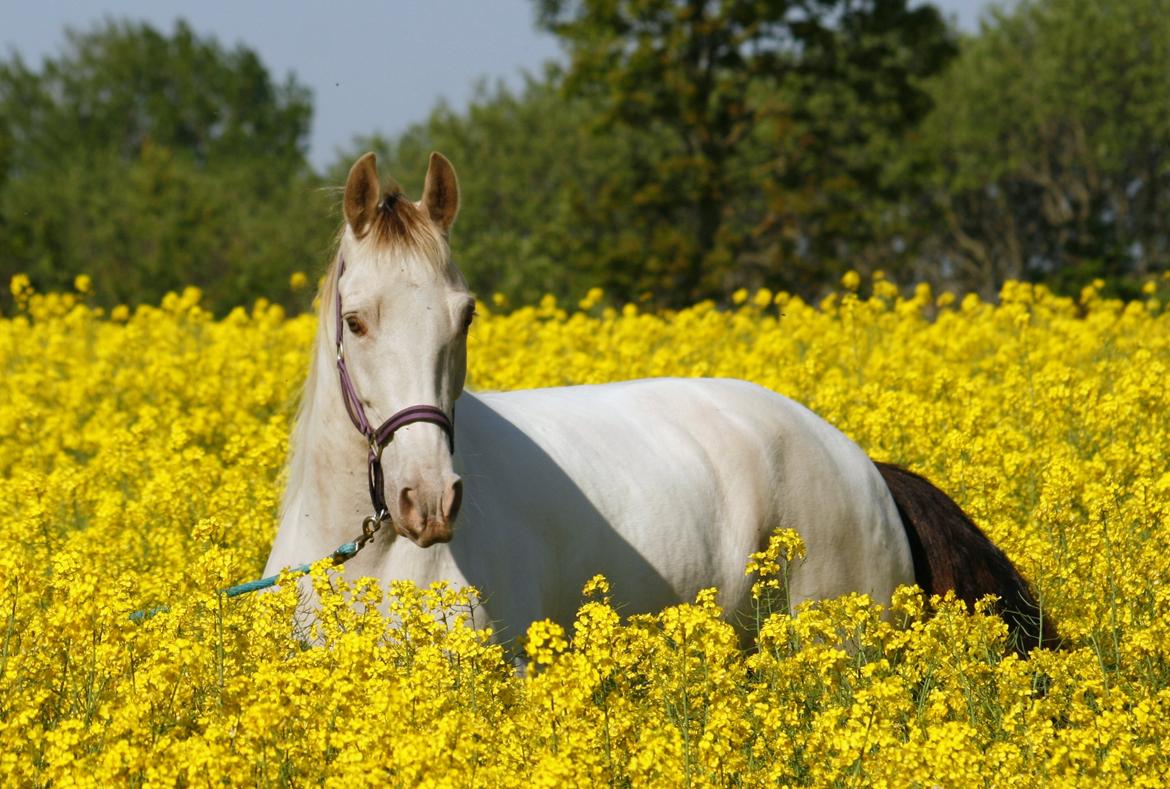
xmin=9 ymin=273 xmax=30 ymax=298
xmin=0 ymin=273 xmax=1167 ymax=784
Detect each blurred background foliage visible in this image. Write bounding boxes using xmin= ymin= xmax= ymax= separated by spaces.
xmin=2 ymin=0 xmax=1168 ymax=313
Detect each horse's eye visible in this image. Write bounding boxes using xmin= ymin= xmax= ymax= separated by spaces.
xmin=345 ymin=315 xmax=367 ymax=337
xmin=461 ymin=305 xmax=476 ymax=333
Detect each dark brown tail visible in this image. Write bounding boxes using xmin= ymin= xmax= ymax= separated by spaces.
xmin=875 ymin=462 xmax=1060 ymax=656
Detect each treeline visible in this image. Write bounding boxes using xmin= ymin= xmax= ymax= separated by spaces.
xmin=0 ymin=20 xmax=335 ymax=313
xmin=3 ymin=1 xmax=1168 ymax=313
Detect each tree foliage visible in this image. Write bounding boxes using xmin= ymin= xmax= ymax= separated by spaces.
xmin=0 ymin=20 xmax=334 ymax=312
xmin=535 ymin=0 xmax=955 ymax=304
xmin=760 ymin=0 xmax=956 ymax=291
xmin=3 ymin=3 xmax=1167 ymax=313
xmin=917 ymin=0 xmax=1170 ymax=297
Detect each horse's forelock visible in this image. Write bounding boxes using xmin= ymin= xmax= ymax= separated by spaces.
xmin=367 ymin=192 xmax=448 ymax=272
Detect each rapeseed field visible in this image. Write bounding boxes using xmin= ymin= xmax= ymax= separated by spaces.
xmin=2 ymin=272 xmax=1169 ymax=785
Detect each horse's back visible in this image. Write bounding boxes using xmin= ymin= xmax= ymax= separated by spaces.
xmin=454 ymin=379 xmax=913 ymax=628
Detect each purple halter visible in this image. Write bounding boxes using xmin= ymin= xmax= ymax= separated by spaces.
xmin=334 ymin=255 xmax=455 ymax=535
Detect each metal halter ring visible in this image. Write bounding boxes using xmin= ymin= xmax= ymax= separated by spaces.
xmin=360 ymin=513 xmax=386 ymax=545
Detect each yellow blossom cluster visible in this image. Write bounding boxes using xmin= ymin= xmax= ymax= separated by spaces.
xmin=1 ymin=273 xmax=1169 ymax=785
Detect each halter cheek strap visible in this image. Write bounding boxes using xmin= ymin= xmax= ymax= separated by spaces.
xmin=335 ymin=255 xmax=455 ymax=539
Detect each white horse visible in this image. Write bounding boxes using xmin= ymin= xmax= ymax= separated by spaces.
xmin=266 ymin=152 xmax=1056 ymax=653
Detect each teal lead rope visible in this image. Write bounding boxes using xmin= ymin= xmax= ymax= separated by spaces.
xmin=223 ymin=539 xmax=360 ymax=598
xmin=130 ymin=517 xmax=387 ymax=623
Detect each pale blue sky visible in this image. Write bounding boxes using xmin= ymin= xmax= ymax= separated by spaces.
xmin=0 ymin=0 xmax=992 ymax=170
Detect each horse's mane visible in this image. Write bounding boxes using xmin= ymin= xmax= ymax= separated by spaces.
xmin=279 ymin=256 xmax=338 ymax=523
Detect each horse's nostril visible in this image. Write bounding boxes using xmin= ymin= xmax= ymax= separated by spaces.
xmin=399 ymin=487 xmax=419 ymax=522
xmin=443 ymin=478 xmax=463 ymax=523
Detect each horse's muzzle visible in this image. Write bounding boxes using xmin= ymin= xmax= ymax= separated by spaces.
xmin=396 ymin=477 xmax=462 ymax=547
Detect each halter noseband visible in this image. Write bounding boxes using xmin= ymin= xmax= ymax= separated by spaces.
xmin=334 ymin=255 xmax=455 ymax=541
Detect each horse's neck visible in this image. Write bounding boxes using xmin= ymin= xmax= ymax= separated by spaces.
xmin=270 ymin=350 xmax=374 ymax=570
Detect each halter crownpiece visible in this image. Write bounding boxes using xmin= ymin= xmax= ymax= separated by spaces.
xmin=334 ymin=254 xmax=456 ymax=535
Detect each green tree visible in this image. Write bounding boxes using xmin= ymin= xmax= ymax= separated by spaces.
xmin=918 ymin=0 xmax=1170 ymax=297
xmin=0 ymin=19 xmax=333 ymax=312
xmin=0 ymin=19 xmax=310 ymax=178
xmin=536 ymin=0 xmax=955 ymax=304
xmin=757 ymin=0 xmax=955 ymax=292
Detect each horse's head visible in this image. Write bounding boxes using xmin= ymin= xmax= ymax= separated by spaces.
xmin=334 ymin=151 xmax=470 ymax=547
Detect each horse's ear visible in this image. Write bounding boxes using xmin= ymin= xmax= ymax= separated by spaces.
xmin=420 ymin=151 xmax=459 ymax=233
xmin=344 ymin=152 xmax=382 ymax=238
